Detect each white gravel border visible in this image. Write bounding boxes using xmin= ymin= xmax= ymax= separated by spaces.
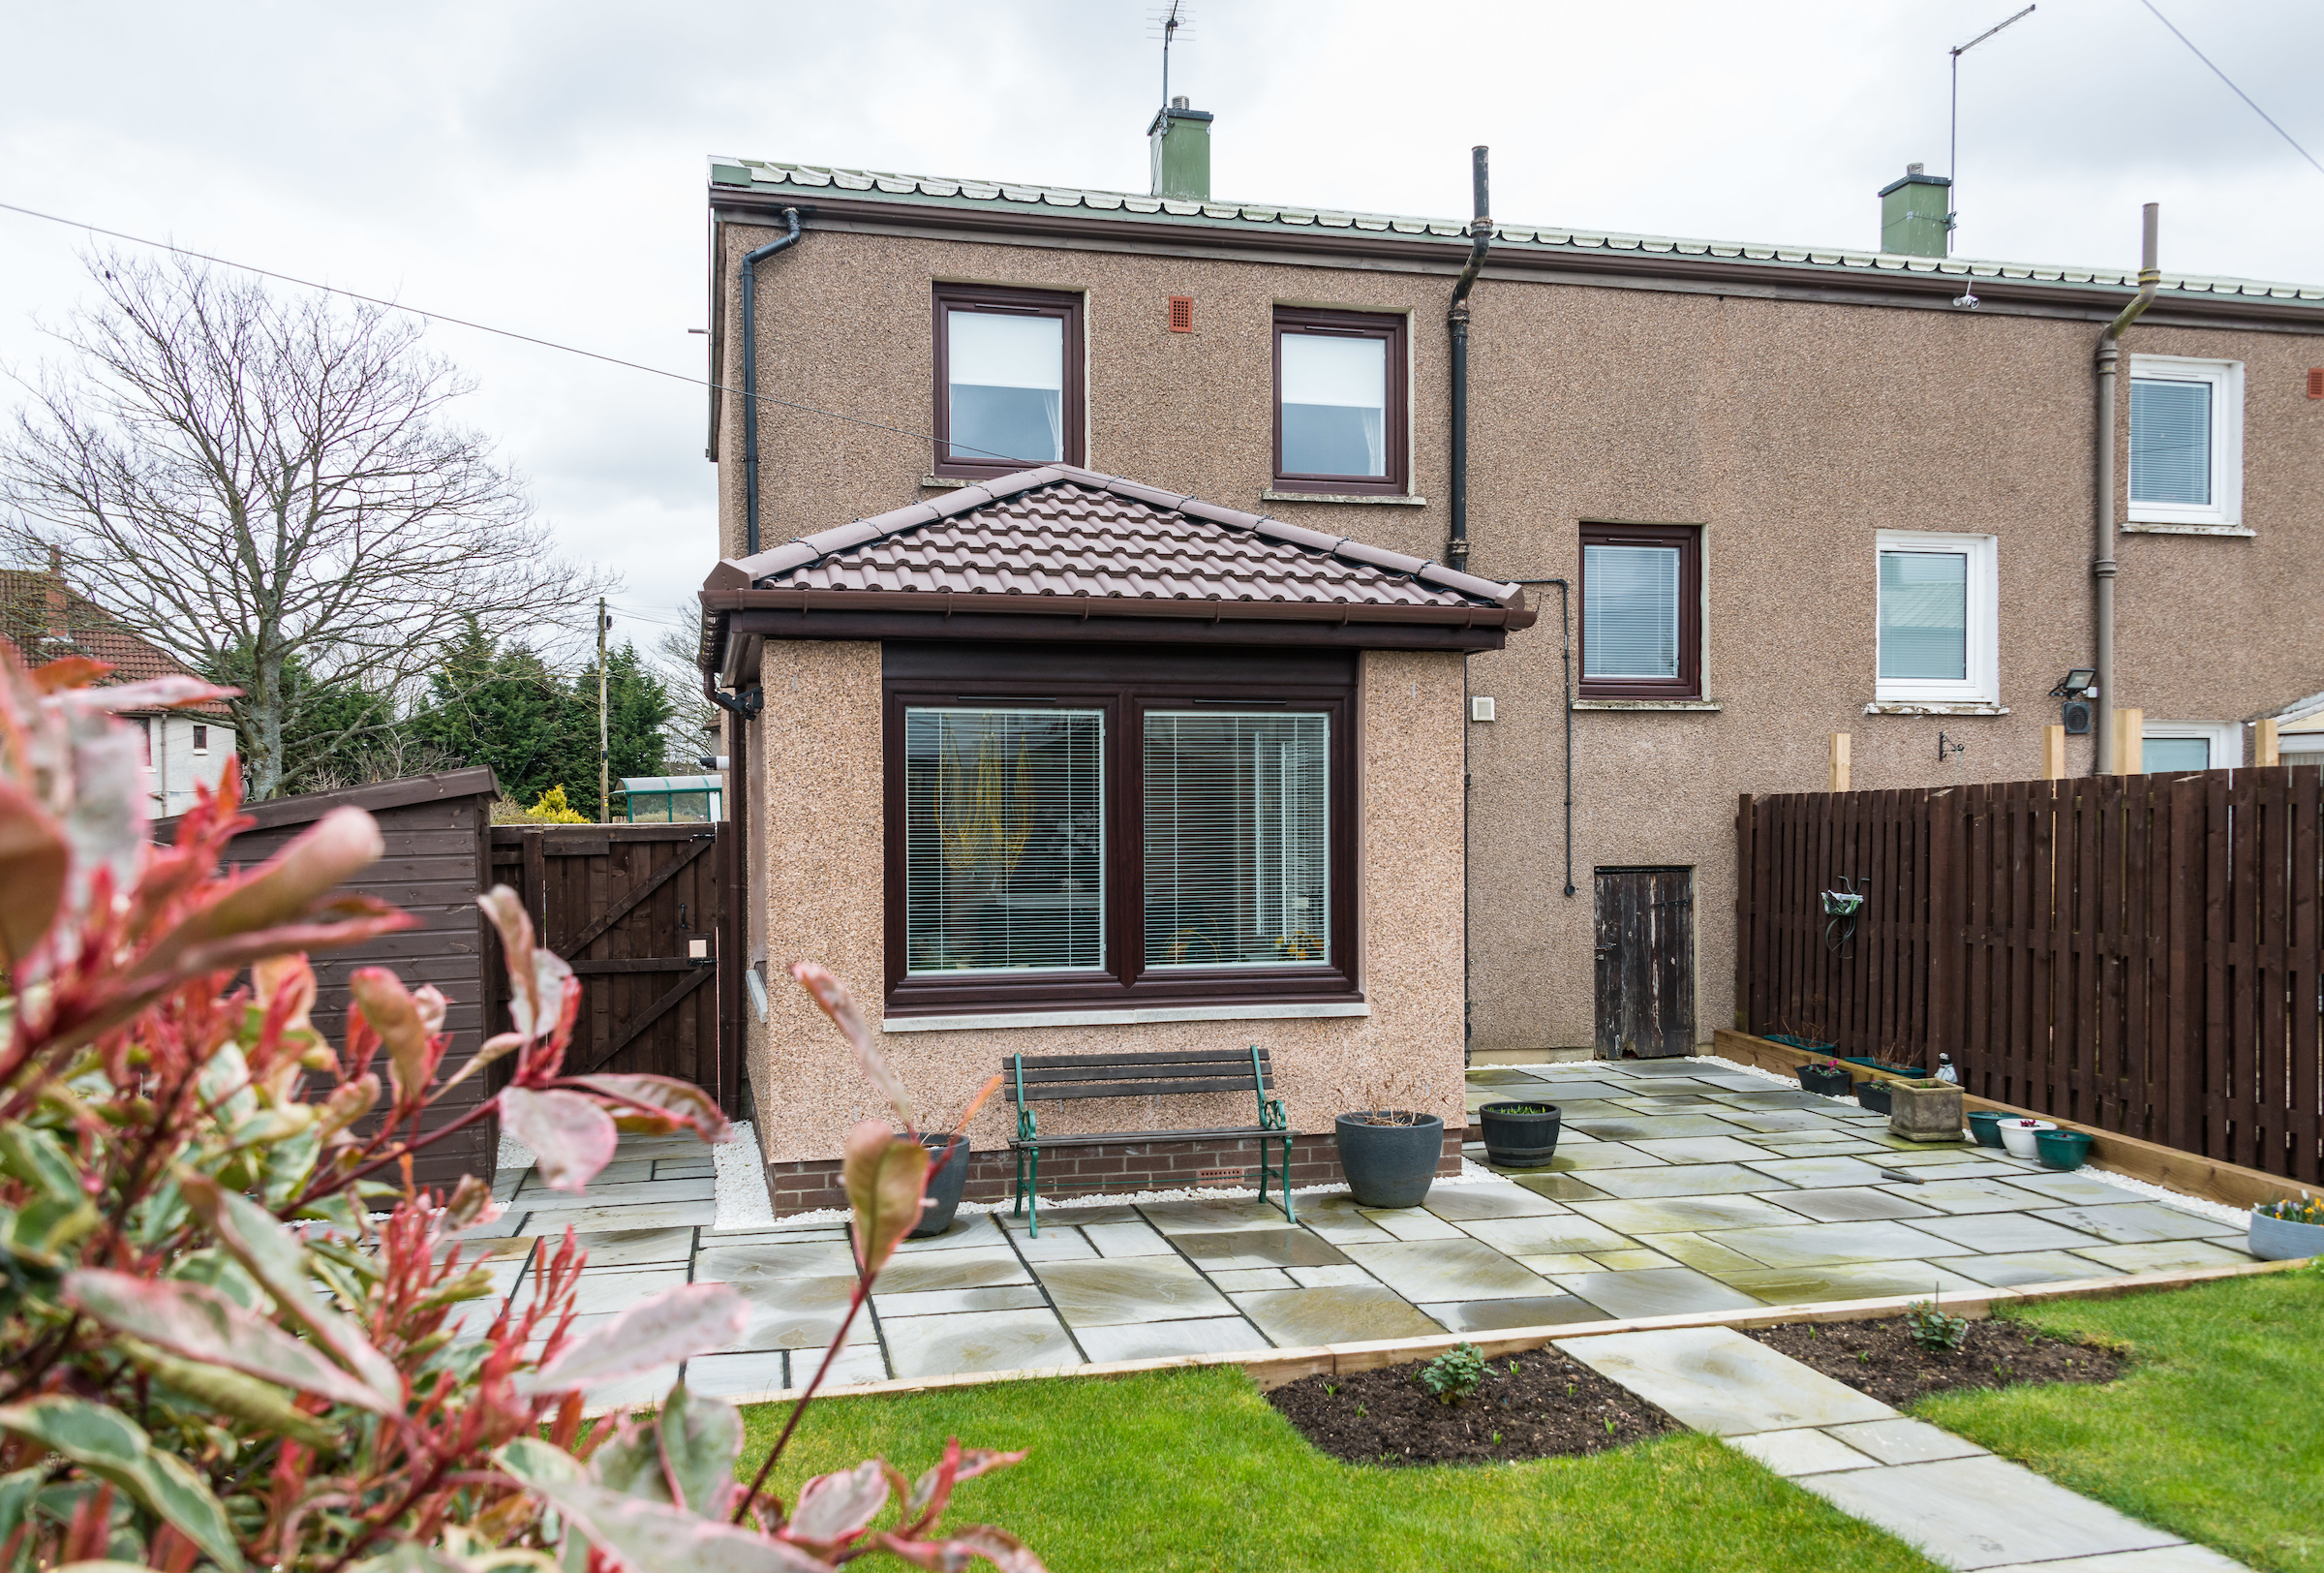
xmin=713 ymin=1123 xmax=777 ymax=1229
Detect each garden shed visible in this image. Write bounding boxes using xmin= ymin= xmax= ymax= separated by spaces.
xmin=697 ymin=465 xmax=1536 ymax=1211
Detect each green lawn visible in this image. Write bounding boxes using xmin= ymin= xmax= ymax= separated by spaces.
xmin=738 ymin=1365 xmax=1940 ymax=1573
xmin=1916 ymin=1265 xmax=2324 ymax=1573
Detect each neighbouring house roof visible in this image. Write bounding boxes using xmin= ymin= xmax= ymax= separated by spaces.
xmin=708 ymin=159 xmax=2324 ymax=318
xmin=698 ymin=465 xmax=1533 ymax=681
xmin=0 ymin=564 xmax=232 ymax=717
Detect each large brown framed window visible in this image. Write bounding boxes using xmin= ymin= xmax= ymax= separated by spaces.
xmin=1578 ymin=522 xmax=1702 ymax=699
xmin=1272 ymin=307 xmax=1408 ymax=496
xmin=882 ymin=643 xmax=1360 ymax=1017
xmin=932 ymin=284 xmax=1085 ymax=479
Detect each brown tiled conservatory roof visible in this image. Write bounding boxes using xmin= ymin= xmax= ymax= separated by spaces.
xmin=698 ymin=467 xmax=1533 ymax=676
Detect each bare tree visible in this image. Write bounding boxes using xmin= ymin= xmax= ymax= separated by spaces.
xmin=1 ymin=251 xmax=614 ymax=797
xmin=648 ymin=602 xmax=720 ymax=771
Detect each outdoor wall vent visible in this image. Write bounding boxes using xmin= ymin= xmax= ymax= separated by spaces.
xmin=2309 ymin=368 xmax=2324 ymax=399
xmin=1169 ymin=294 xmax=1193 ymax=333
xmin=1470 ymin=696 xmax=1497 ymax=723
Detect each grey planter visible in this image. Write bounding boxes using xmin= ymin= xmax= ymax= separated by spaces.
xmin=1477 ymin=1102 xmax=1561 ymax=1168
xmin=911 ymin=1134 xmax=971 ymax=1238
xmin=2248 ymin=1210 xmax=2324 ymax=1262
xmin=1887 ymin=1079 xmax=1967 ymax=1142
xmin=1334 ymin=1112 xmax=1444 ymax=1208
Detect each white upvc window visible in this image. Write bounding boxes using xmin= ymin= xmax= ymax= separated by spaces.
xmin=1874 ymin=531 xmax=1999 ymax=706
xmin=2128 ymin=355 xmax=2243 ymax=530
xmin=2140 ymin=720 xmax=2243 ymax=774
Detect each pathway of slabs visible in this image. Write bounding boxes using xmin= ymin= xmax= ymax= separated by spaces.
xmin=452 ymin=1057 xmax=2257 ymax=1410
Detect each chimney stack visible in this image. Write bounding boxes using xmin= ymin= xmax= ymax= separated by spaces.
xmin=1879 ymin=163 xmax=1951 ymax=258
xmin=1148 ymin=97 xmax=1212 ymax=202
xmin=44 ymin=546 xmax=68 ymax=639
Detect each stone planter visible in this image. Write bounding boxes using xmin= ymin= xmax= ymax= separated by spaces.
xmin=1886 ymin=1079 xmax=1966 ymax=1142
xmin=2248 ymin=1209 xmax=2324 ymax=1262
xmin=1334 ymin=1112 xmax=1444 ymax=1208
xmin=911 ymin=1134 xmax=971 ymax=1237
xmin=1477 ymin=1102 xmax=1561 ymax=1168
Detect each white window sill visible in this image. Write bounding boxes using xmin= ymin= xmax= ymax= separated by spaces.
xmin=1864 ymin=700 xmax=2009 ymax=716
xmin=2123 ymin=520 xmax=2255 ymax=538
xmin=1571 ymin=697 xmax=1722 ymax=712
xmin=920 ymin=475 xmax=973 ymax=489
xmin=1260 ymin=490 xmax=1428 ymax=506
xmin=883 ymin=1001 xmax=1371 ymax=1033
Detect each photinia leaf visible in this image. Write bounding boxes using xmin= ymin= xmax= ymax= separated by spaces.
xmin=841 ymin=1122 xmax=930 ymax=1280
xmin=566 ymin=1075 xmax=731 ymax=1145
xmin=590 ymin=1418 xmax=674 ymax=1505
xmin=72 ymin=675 xmax=234 ymax=714
xmin=790 ymin=963 xmax=912 ymax=1131
xmin=0 ymin=1122 xmax=83 ymax=1206
xmin=657 ymin=1383 xmax=743 ymax=1518
xmin=908 ymin=1525 xmax=1049 ymax=1573
xmin=0 ymin=1398 xmax=244 ymax=1572
xmin=0 ymin=778 xmax=68 ymax=970
xmin=786 ymin=1460 xmax=889 ymax=1551
xmin=516 ymin=1283 xmax=747 ymax=1396
xmin=27 ymin=654 xmax=112 ymax=693
xmin=137 ymin=807 xmax=385 ymax=979
xmin=115 ymin=1337 xmax=341 ymax=1450
xmin=349 ymin=968 xmax=441 ymax=1107
xmin=63 ymin=1269 xmax=395 ymax=1415
xmin=498 ymin=1088 xmax=618 ymax=1193
xmin=496 ymin=1452 xmax=829 ymax=1573
xmin=443 ymin=1173 xmax=495 ymax=1231
xmin=176 ymin=1171 xmax=403 ymax=1408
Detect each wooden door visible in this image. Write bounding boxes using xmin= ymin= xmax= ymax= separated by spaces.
xmin=1593 ymin=867 xmax=1697 ymax=1059
xmin=488 ymin=823 xmax=736 ymax=1110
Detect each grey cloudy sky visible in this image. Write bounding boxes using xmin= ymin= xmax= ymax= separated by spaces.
xmin=2 ymin=0 xmax=2316 ymax=661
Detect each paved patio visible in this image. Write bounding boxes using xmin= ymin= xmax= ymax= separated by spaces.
xmin=462 ymin=1056 xmax=2257 ymax=1404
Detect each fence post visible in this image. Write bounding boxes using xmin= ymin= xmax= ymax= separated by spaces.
xmin=2256 ymin=718 xmax=2279 ymax=767
xmin=1828 ymin=732 xmax=1851 ymax=794
xmin=2114 ymin=709 xmax=2144 ymax=776
xmin=2043 ymin=724 xmax=2066 ymax=782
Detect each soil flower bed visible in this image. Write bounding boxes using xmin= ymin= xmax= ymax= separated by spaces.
xmin=1268 ymin=1347 xmax=1677 ymax=1466
xmin=1747 ymin=1315 xmax=2125 ymax=1406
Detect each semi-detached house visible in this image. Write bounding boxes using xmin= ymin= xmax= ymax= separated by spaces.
xmin=694 ymin=107 xmax=2324 ymax=1209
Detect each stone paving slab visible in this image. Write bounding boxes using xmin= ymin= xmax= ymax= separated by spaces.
xmin=1556 ymin=1325 xmax=1896 ymax=1434
xmin=1799 ymin=1456 xmax=2188 ymax=1570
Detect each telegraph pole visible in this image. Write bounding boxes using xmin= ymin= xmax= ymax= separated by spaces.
xmin=597 ymin=598 xmax=610 ymax=822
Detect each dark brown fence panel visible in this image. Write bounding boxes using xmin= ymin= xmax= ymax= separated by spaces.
xmin=1736 ymin=766 xmax=2323 ymax=1187
xmin=488 ymin=823 xmax=735 ymax=1112
xmin=154 ymin=768 xmax=500 ymax=1188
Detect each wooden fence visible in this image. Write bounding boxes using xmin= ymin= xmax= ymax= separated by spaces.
xmin=1735 ymin=767 xmax=2323 ymax=1187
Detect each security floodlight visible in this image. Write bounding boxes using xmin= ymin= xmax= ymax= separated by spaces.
xmin=2051 ymin=668 xmax=2097 ymax=697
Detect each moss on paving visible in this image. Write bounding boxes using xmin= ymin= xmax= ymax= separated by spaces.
xmin=1916 ymin=1266 xmax=2324 ymax=1573
xmin=738 ymin=1364 xmax=1940 ymax=1573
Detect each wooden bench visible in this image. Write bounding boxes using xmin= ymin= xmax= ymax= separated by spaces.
xmin=1005 ymin=1046 xmax=1294 ymax=1237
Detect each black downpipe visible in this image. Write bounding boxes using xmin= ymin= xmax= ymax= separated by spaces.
xmin=740 ymin=206 xmax=802 ymax=557
xmin=1447 ymin=147 xmax=1491 ymax=570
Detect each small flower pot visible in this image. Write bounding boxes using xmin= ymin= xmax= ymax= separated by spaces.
xmin=1797 ymin=1064 xmax=1854 ymax=1098
xmin=911 ymin=1134 xmax=972 ymax=1237
xmin=2248 ymin=1209 xmax=2324 ymax=1262
xmin=2034 ymin=1128 xmax=2094 ymax=1171
xmin=1334 ymin=1112 xmax=1445 ymax=1209
xmin=1886 ymin=1079 xmax=1967 ymax=1142
xmin=1966 ymin=1110 xmax=2006 ymax=1148
xmin=1855 ymin=1080 xmax=1893 ymax=1117
xmin=1478 ymin=1102 xmax=1562 ymax=1168
xmin=1999 ymin=1118 xmax=2056 ymax=1159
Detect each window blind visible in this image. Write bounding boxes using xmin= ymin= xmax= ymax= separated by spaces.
xmin=1583 ymin=543 xmax=1680 ymax=679
xmin=1144 ymin=711 xmax=1329 ymax=969
xmin=2142 ymin=736 xmax=2211 ymax=773
xmin=1280 ymin=333 xmax=1387 ymax=478
xmin=1878 ymin=550 xmax=1968 ymax=681
xmin=2129 ymin=378 xmax=2212 ymax=506
xmin=902 ymin=708 xmax=1104 ymax=974
xmin=948 ymin=310 xmax=1063 ymax=465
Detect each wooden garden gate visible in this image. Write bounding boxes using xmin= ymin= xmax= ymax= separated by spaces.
xmin=488 ymin=822 xmax=744 ymax=1115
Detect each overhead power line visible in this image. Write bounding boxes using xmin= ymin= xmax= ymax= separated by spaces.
xmin=0 ymin=197 xmax=1041 ymax=467
xmin=2138 ymin=0 xmax=2324 ymax=181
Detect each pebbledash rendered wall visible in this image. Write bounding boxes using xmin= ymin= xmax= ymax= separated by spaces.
xmin=712 ymin=214 xmax=2324 ymax=1061
xmin=743 ymin=637 xmax=1468 ymax=1209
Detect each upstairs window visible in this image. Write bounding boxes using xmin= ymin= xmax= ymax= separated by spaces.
xmin=1273 ymin=307 xmax=1408 ymax=496
xmin=192 ymin=724 xmax=209 ymax=754
xmin=2129 ymin=356 xmax=2243 ymax=529
xmin=1579 ymin=523 xmax=1700 ymax=699
xmin=933 ymin=285 xmax=1084 ymax=479
xmin=1874 ymin=531 xmax=1998 ymax=706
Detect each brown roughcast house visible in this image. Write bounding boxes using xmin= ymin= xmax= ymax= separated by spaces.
xmin=696 ymin=105 xmax=2324 ymax=1208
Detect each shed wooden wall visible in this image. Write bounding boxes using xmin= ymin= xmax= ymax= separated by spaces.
xmin=154 ymin=769 xmax=501 ymax=1189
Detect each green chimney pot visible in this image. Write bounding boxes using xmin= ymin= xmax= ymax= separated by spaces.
xmin=1148 ymin=99 xmax=1213 ymax=202
xmin=1879 ymin=164 xmax=1952 ymax=259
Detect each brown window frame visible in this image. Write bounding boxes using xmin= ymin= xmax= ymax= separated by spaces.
xmin=1577 ymin=522 xmax=1702 ymax=700
xmin=1272 ymin=307 xmax=1409 ymax=497
xmin=931 ymin=284 xmax=1085 ymax=479
xmin=881 ymin=642 xmax=1361 ymax=1018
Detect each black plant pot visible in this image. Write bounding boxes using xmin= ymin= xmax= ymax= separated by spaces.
xmin=1477 ymin=1102 xmax=1562 ymax=1168
xmin=911 ymin=1134 xmax=971 ymax=1238
xmin=1333 ymin=1112 xmax=1445 ymax=1209
xmin=1797 ymin=1064 xmax=1854 ymax=1098
xmin=1855 ymin=1080 xmax=1893 ymax=1116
